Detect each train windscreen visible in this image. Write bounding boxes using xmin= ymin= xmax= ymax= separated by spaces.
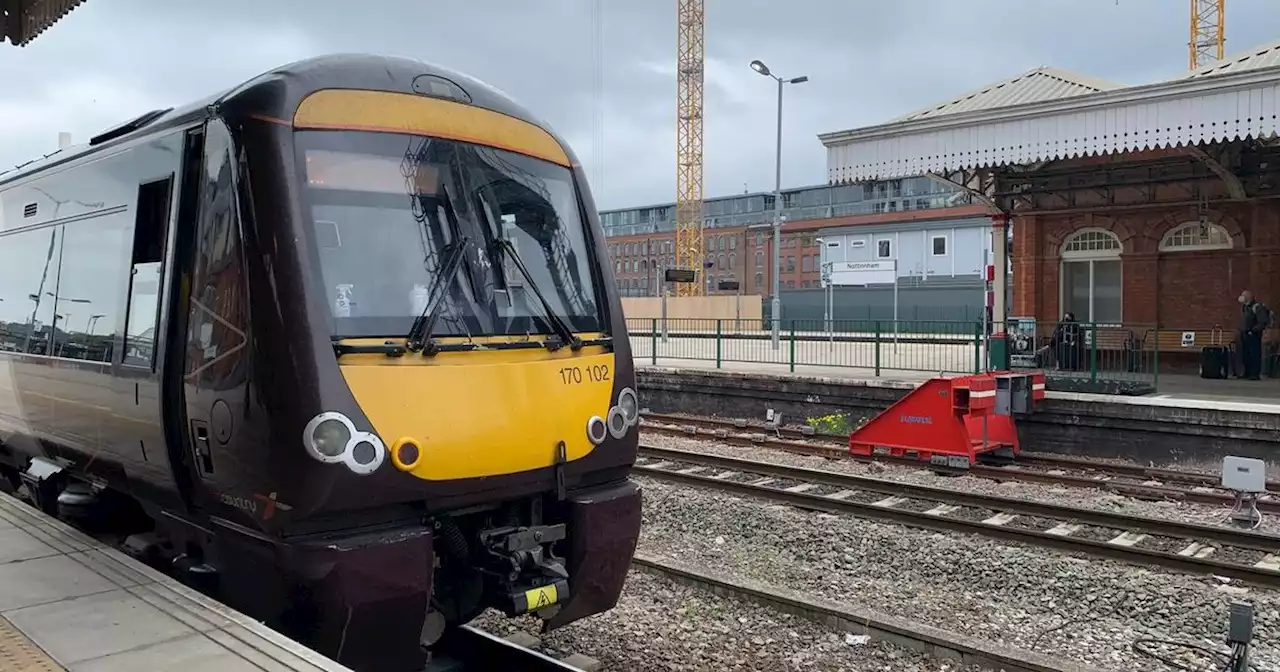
xmin=297 ymin=131 xmax=603 ymax=340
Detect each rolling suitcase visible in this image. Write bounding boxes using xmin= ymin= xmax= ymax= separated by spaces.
xmin=1199 ymin=327 xmax=1230 ymax=379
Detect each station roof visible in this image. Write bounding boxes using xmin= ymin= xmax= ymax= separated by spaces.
xmin=2 ymin=0 xmax=86 ymax=47
xmin=884 ymin=67 xmax=1121 ymax=123
xmin=820 ymin=40 xmax=1280 ymax=183
xmin=1184 ymin=39 xmax=1280 ymax=79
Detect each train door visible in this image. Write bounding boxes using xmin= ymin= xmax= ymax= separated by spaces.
xmin=174 ymin=118 xmax=251 ymax=516
xmin=152 ymin=126 xmax=207 ymax=514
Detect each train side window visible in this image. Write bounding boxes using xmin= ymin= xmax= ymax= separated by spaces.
xmin=54 ymin=216 xmax=130 ymax=362
xmin=123 ymin=177 xmax=174 ymax=369
xmin=0 ymin=227 xmax=62 ymax=355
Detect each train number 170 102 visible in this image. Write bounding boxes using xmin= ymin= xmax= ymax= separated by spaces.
xmin=559 ymin=365 xmax=610 ymax=385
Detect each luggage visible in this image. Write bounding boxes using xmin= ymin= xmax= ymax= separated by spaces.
xmin=1199 ymin=327 xmax=1231 ymax=379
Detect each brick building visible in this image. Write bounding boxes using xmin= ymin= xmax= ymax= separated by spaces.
xmin=820 ymin=47 xmax=1280 ymax=351
xmin=600 ymin=179 xmax=977 ymax=297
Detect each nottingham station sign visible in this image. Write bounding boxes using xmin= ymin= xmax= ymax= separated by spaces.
xmin=2 ymin=0 xmax=87 ymax=47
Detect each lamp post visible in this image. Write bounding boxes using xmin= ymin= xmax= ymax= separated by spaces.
xmin=749 ymin=59 xmax=807 ymax=350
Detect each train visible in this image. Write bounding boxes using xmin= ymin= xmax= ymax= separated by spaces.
xmin=0 ymin=53 xmax=642 ymax=671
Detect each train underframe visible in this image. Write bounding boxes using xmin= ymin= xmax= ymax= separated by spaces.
xmin=1 ymin=460 xmax=642 ymax=672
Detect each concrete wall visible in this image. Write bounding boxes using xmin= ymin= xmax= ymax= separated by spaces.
xmin=637 ymin=367 xmax=1280 ymax=472
xmin=622 ymin=295 xmax=763 ymax=321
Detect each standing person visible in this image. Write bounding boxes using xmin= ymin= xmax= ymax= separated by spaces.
xmin=1044 ymin=311 xmax=1084 ymax=372
xmin=1238 ymin=290 xmax=1271 ymax=380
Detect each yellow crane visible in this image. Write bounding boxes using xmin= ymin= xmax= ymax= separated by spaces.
xmin=1190 ymin=0 xmax=1225 ymax=70
xmin=675 ymin=0 xmax=705 ymax=296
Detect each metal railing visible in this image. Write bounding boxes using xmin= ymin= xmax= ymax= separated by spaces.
xmin=625 ymin=318 xmax=1194 ymax=388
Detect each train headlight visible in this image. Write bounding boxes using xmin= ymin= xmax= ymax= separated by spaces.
xmin=606 ymin=406 xmax=628 ymax=440
xmin=302 ymin=412 xmax=386 ymax=475
xmin=617 ymin=387 xmax=639 ymax=426
xmin=586 ymin=416 xmax=607 ymax=445
xmin=311 ymin=419 xmax=351 ymax=459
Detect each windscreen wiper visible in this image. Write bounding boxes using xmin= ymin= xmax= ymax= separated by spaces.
xmin=492 ymin=238 xmax=583 ymax=352
xmin=406 ymin=236 xmax=471 ymax=354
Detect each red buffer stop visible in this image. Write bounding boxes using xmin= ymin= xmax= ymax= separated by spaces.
xmin=848 ymin=372 xmax=1046 ymax=468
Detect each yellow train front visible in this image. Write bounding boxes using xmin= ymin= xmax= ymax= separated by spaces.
xmin=176 ymin=55 xmax=642 ymax=670
xmin=0 ymin=54 xmax=639 ymax=670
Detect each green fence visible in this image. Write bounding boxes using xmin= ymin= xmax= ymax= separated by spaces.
xmin=626 ymin=318 xmax=1168 ymax=387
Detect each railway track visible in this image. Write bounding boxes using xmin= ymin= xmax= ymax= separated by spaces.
xmin=640 ymin=411 xmax=1280 ymax=513
xmin=635 ymin=444 xmax=1280 ymax=587
xmin=428 ymin=626 xmax=597 ymax=671
xmin=631 ymin=552 xmax=1110 ymax=672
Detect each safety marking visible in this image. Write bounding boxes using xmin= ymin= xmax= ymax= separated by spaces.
xmin=712 ymin=471 xmax=739 ymax=480
xmin=524 ymin=584 xmax=559 ymax=611
xmin=871 ymin=496 xmax=908 ymax=508
xmin=0 ymin=615 xmax=62 ymax=671
xmin=825 ymin=490 xmax=857 ymax=500
xmin=1045 ymin=523 xmax=1082 ymax=536
xmin=970 ymin=390 xmax=997 ymax=398
xmin=1107 ymin=531 xmax=1148 ymax=547
xmin=748 ymin=478 xmax=775 ymax=487
xmin=981 ymin=512 xmax=1018 ymax=526
xmin=1177 ymin=542 xmax=1217 ymax=559
xmin=783 ymin=483 xmax=817 ymax=493
xmin=1255 ymin=554 xmax=1280 ymax=572
xmin=675 ymin=466 xmax=708 ymax=475
xmin=923 ymin=504 xmax=960 ymax=516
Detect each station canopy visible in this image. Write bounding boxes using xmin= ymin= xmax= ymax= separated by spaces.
xmin=2 ymin=0 xmax=86 ymax=47
xmin=820 ymin=40 xmax=1280 ymax=183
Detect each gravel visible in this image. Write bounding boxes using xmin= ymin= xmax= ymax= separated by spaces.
xmin=633 ymin=476 xmax=1280 ymax=671
xmin=644 ymin=431 xmax=1280 ymax=535
xmin=472 ymin=569 xmax=984 ymax=671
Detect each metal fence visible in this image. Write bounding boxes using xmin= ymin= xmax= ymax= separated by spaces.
xmin=626 ymin=318 xmax=1178 ymax=387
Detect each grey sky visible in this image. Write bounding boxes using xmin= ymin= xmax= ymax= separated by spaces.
xmin=3 ymin=0 xmax=1280 ymax=211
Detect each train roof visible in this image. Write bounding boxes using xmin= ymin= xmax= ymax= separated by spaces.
xmin=0 ymin=53 xmax=563 ymax=189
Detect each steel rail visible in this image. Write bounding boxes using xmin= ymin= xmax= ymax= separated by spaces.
xmin=636 ymin=445 xmax=1280 ymax=587
xmin=640 ymin=412 xmax=1280 ymax=511
xmin=429 ymin=625 xmax=592 ymax=671
xmin=631 ymin=553 xmax=1112 ymax=672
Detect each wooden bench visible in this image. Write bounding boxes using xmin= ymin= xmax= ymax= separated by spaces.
xmin=1087 ymin=327 xmax=1136 ymax=352
xmin=1141 ymin=328 xmax=1228 ymax=352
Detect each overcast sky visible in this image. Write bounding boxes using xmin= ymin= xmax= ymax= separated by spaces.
xmin=4 ymin=0 xmax=1280 ymax=211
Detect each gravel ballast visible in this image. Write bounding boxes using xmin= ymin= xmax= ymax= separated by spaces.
xmin=472 ymin=569 xmax=986 ymax=671
xmin=644 ymin=431 xmax=1280 ymax=535
xmin=633 ymin=474 xmax=1280 ymax=670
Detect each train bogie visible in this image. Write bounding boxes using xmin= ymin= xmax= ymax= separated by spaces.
xmin=0 ymin=54 xmax=641 ymax=672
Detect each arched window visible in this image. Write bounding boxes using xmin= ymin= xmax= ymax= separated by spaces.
xmin=1060 ymin=228 xmax=1122 ymax=325
xmin=728 ymin=253 xmax=736 ymax=270
xmin=754 ymin=272 xmax=764 ymax=289
xmin=755 ymin=251 xmax=764 ymax=269
xmin=1159 ymin=221 xmax=1233 ymax=252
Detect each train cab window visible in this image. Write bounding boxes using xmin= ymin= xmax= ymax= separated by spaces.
xmin=123 ymin=177 xmax=173 ymax=368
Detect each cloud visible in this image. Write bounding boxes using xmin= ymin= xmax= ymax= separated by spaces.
xmin=3 ymin=0 xmax=1279 ymax=211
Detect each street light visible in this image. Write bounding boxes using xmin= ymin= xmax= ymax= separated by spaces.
xmin=750 ymin=59 xmax=808 ymax=349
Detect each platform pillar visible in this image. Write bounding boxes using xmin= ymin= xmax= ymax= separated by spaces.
xmin=988 ymin=213 xmax=1011 ymax=372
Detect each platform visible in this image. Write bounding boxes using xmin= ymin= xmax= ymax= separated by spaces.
xmin=637 ymin=357 xmax=1280 ymax=412
xmin=0 ymin=491 xmax=349 ymax=671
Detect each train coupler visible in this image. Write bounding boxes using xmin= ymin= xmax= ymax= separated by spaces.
xmin=479 ymin=523 xmax=571 ymax=617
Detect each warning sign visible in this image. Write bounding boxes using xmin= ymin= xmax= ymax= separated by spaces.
xmin=524 ymin=584 xmax=559 ymax=611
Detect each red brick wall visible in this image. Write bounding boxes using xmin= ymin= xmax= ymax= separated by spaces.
xmin=1012 ymin=202 xmax=1280 ymax=330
